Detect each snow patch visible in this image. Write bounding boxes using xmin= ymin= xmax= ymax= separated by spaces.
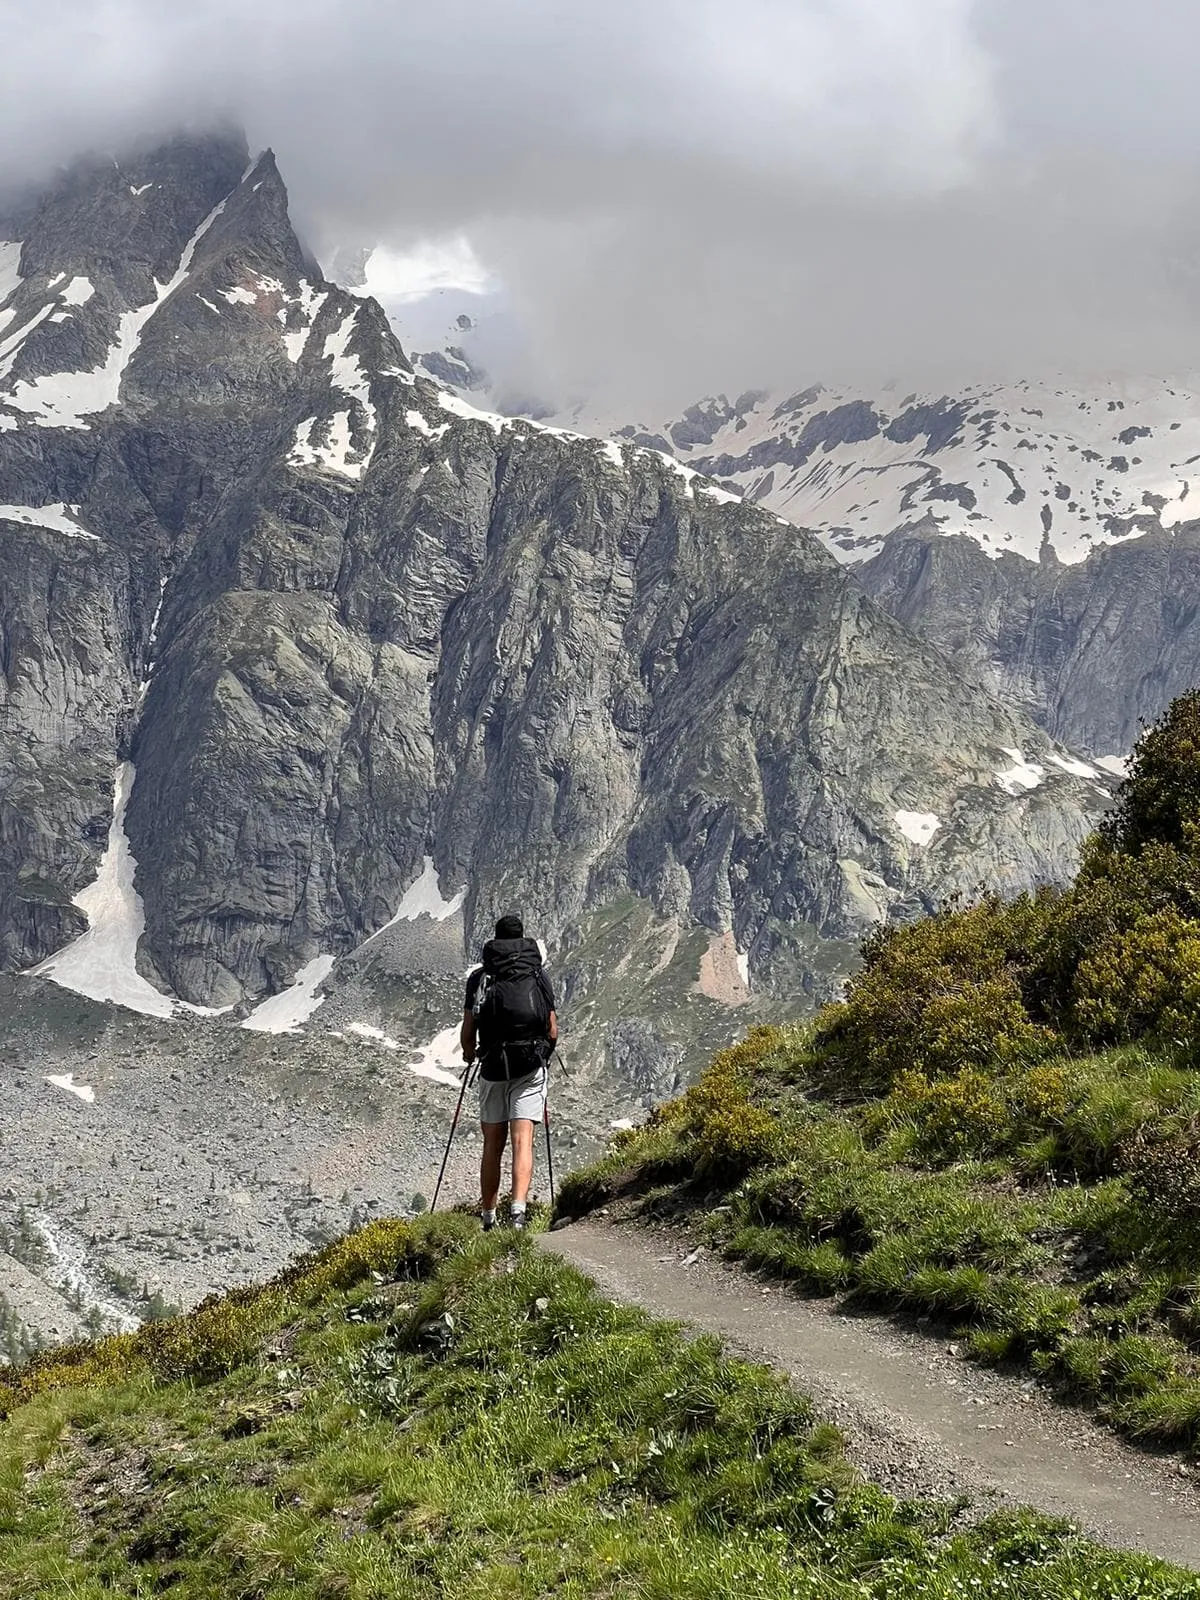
xmin=736 ymin=949 xmax=751 ymax=987
xmin=221 ymin=286 xmax=257 ymax=306
xmin=611 ymin=1118 xmax=637 ymax=1131
xmin=289 ymin=412 xmax=368 ymax=480
xmin=242 ymin=954 xmax=336 ymax=1035
xmin=0 ymin=300 xmax=56 ymax=373
xmin=3 ymin=194 xmax=229 ymax=427
xmin=29 ymin=763 xmax=175 ymax=1017
xmin=405 ymin=408 xmax=448 ymax=439
xmin=436 ymin=388 xmax=508 ymax=434
xmin=0 ymin=502 xmax=99 ymax=540
xmin=61 ymin=276 xmax=94 ymax=306
xmin=46 ymin=1073 xmax=95 ymax=1104
xmin=406 ymin=1026 xmax=465 ymax=1088
xmin=130 ymin=183 xmax=153 ymax=197
xmin=601 ymin=439 xmax=625 ymax=470
xmin=650 ymin=449 xmax=742 ymax=505
xmin=1096 ymin=754 xmax=1130 ymax=779
xmin=347 ymin=1022 xmax=399 ymax=1048
xmin=1047 ymin=752 xmax=1099 ymax=779
xmin=996 ymin=748 xmax=1046 ymax=795
xmin=0 ymin=240 xmax=23 ymax=307
xmin=364 ymin=857 xmax=466 ymax=945
xmin=894 ymin=810 xmax=941 ymax=846
xmin=278 ymin=281 xmax=327 ymax=363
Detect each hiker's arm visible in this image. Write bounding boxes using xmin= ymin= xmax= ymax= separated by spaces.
xmin=548 ymin=1009 xmax=558 ymax=1045
xmin=461 ymin=1009 xmax=477 ymax=1064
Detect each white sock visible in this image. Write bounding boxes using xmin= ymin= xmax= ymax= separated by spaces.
xmin=511 ymin=1202 xmax=526 ymax=1216
xmin=482 ymin=1208 xmax=496 ymax=1224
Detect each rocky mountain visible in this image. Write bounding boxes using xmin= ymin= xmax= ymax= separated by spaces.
xmin=0 ymin=131 xmax=1104 ymax=1021
xmin=627 ymin=380 xmax=1200 ymax=760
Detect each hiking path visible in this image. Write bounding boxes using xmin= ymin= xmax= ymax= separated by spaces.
xmin=540 ymin=1217 xmax=1200 ymax=1570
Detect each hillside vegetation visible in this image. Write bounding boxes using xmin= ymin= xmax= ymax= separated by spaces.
xmin=2 ymin=1216 xmax=1198 ymax=1597
xmin=562 ymin=693 xmax=1200 ymax=1456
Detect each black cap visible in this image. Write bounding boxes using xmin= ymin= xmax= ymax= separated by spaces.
xmin=494 ymin=913 xmax=524 ymax=939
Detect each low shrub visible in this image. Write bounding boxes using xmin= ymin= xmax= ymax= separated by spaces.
xmin=1073 ymin=909 xmax=1200 ymax=1046
xmin=886 ymin=1068 xmax=1010 ymax=1160
xmin=1122 ymin=1119 xmax=1200 ymax=1229
xmin=675 ymin=1028 xmax=787 ymax=1181
xmin=813 ymin=898 xmax=1059 ymax=1092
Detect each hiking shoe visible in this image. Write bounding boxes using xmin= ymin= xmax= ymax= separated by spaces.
xmin=481 ymin=1214 xmax=496 ymax=1232
xmin=510 ymin=1211 xmax=528 ymax=1232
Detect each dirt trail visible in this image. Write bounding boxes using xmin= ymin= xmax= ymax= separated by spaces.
xmin=540 ymin=1218 xmax=1200 ymax=1570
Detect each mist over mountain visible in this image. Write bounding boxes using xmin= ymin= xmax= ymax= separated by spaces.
xmin=6 ymin=2 xmax=1200 ymax=414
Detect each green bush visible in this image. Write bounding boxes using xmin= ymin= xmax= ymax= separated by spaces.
xmin=814 ymin=897 xmax=1059 ymax=1091
xmin=1102 ymin=690 xmax=1200 ymax=856
xmin=678 ymin=1029 xmax=785 ymax=1181
xmin=1073 ymin=909 xmax=1200 ymax=1046
xmin=886 ymin=1069 xmax=1010 ymax=1159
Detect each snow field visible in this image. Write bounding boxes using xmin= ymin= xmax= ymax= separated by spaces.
xmin=29 ymin=764 xmax=175 ymax=1017
xmin=894 ymin=810 xmax=941 ymax=846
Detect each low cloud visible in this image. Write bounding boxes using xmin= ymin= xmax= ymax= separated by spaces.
xmin=5 ymin=1 xmax=1200 ymax=411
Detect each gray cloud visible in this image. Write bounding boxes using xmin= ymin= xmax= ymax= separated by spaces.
xmin=3 ymin=1 xmax=1200 ymax=411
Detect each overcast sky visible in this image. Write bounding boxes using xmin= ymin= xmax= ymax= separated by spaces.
xmin=4 ymin=0 xmax=1200 ymax=411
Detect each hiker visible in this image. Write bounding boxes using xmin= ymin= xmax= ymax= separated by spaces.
xmin=461 ymin=914 xmax=557 ymax=1231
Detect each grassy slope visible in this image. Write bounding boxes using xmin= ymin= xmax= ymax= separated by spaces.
xmin=1 ymin=1218 xmax=1196 ymax=1598
xmin=560 ymin=1028 xmax=1200 ymax=1457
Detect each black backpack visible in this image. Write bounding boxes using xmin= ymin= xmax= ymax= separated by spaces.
xmin=474 ymin=937 xmax=551 ymax=1081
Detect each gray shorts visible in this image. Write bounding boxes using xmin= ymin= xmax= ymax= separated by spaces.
xmin=479 ymin=1066 xmax=548 ymax=1126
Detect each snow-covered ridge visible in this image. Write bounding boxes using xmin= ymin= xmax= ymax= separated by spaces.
xmin=421 ymin=389 xmax=744 ymax=507
xmin=605 ymin=376 xmax=1200 ymax=567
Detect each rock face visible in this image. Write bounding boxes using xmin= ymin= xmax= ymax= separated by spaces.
xmin=855 ymin=522 xmax=1200 ymax=760
xmin=0 ymin=132 xmax=1105 ymax=1019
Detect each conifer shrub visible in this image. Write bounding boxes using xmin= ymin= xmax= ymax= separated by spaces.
xmin=1102 ymin=689 xmax=1200 ymax=856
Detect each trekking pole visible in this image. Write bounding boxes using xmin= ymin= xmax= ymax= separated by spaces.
xmin=431 ymin=1061 xmax=476 ymax=1214
xmin=543 ymin=1100 xmax=556 ymax=1211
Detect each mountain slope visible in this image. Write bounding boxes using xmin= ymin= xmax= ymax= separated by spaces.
xmin=5 ymin=1218 xmax=1195 ymax=1597
xmin=629 ymin=378 xmax=1200 ymax=566
xmin=614 ymin=379 xmax=1200 ymax=759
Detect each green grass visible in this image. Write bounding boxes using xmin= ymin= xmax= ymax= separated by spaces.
xmin=559 ymin=1029 xmax=1200 ymax=1457
xmin=1 ymin=1216 xmax=1196 ymax=1597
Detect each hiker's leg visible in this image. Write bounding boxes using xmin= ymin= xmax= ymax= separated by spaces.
xmin=480 ymin=1121 xmax=508 ymax=1211
xmin=509 ymin=1118 xmax=534 ymax=1206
